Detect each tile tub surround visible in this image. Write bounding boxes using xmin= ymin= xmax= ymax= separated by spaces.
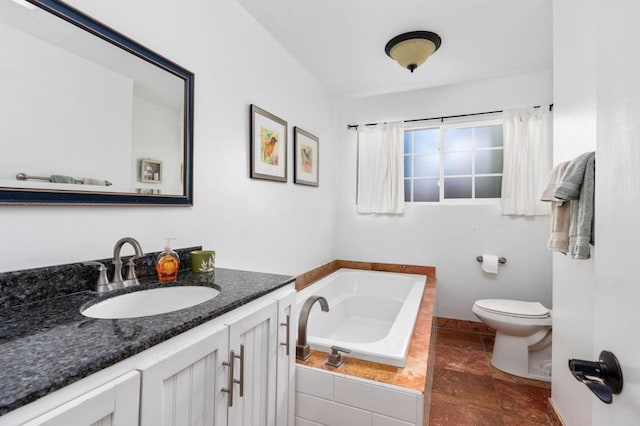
xmin=296 ymin=274 xmax=436 ymax=394
xmin=296 ymin=262 xmax=437 ymax=424
xmin=0 ymin=266 xmax=294 ymax=415
xmin=295 ymin=259 xmax=436 ymax=291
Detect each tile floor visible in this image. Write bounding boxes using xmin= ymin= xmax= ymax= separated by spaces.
xmin=428 ymin=326 xmax=551 ymax=426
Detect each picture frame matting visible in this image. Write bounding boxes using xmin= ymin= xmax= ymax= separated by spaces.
xmin=250 ymin=104 xmax=288 ymax=182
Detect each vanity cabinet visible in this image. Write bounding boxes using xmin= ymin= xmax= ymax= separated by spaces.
xmin=227 ymin=302 xmax=278 ymax=425
xmin=275 ymin=291 xmax=296 ymax=426
xmin=3 ymin=285 xmax=296 ymax=426
xmin=137 ymin=286 xmax=295 ymax=426
xmin=138 ymin=323 xmax=230 ymax=426
xmin=22 ymin=371 xmax=140 ymax=426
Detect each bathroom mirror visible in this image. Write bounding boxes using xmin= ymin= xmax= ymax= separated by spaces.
xmin=0 ymin=0 xmax=194 ymax=205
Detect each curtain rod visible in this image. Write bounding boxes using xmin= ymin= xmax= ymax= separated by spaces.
xmin=346 ymin=104 xmax=554 ymax=130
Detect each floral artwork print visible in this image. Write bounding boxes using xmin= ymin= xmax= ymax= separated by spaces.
xmin=293 ymin=126 xmax=319 ymax=186
xmin=250 ymin=104 xmax=287 ymax=182
xmin=260 ymin=127 xmax=279 ymax=165
xmin=301 ymin=144 xmax=313 ymax=173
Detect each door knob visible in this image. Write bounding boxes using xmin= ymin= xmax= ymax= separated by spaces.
xmin=568 ymin=350 xmax=623 ymax=404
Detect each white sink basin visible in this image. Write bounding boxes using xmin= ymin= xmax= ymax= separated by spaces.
xmin=81 ymin=286 xmax=220 ymax=319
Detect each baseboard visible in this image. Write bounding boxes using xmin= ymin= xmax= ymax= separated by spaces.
xmin=436 ymin=317 xmax=495 ymax=335
xmin=547 ymin=398 xmax=566 ymax=426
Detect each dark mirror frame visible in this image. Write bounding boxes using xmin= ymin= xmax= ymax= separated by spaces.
xmin=2 ymin=0 xmax=194 ymax=206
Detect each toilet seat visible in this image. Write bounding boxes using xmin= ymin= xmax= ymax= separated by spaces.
xmin=474 ymin=299 xmax=550 ymax=319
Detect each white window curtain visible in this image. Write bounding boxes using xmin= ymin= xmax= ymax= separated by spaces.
xmin=356 ymin=121 xmax=405 ymax=214
xmin=501 ymin=107 xmax=552 ymax=216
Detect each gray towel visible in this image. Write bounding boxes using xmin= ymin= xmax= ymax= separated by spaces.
xmin=554 ymin=152 xmax=594 ymax=200
xmin=554 ymin=152 xmax=595 ymax=259
xmin=82 ymin=177 xmax=111 ymax=186
xmin=49 ymin=175 xmax=76 ymax=184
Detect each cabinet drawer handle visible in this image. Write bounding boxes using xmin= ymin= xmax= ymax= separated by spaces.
xmin=221 ymin=349 xmax=236 ymax=407
xmin=280 ymin=314 xmax=290 ymax=356
xmin=222 ymin=347 xmax=244 ymax=405
xmin=237 ymin=344 xmax=245 ymax=397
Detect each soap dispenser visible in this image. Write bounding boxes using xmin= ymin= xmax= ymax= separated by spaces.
xmin=156 ymin=238 xmax=180 ymax=282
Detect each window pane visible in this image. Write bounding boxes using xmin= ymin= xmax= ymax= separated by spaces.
xmin=443 ymin=177 xmax=472 ymax=199
xmin=476 ymin=125 xmax=503 ymax=148
xmin=404 ymin=121 xmax=504 ymax=203
xmin=404 ymin=131 xmax=412 ymax=153
xmin=414 ymin=178 xmax=439 ymax=202
xmin=476 ymin=176 xmax=502 ymax=198
xmin=443 ymin=127 xmax=472 ymax=151
xmin=413 ymin=129 xmax=439 ymax=153
xmin=444 ymin=151 xmax=472 ymax=175
xmin=404 ymin=179 xmax=412 ymax=201
xmin=404 ymin=155 xmax=412 ymax=177
xmin=414 ymin=154 xmax=439 ymax=177
xmin=475 ymin=149 xmax=503 ymax=174
xmin=444 ymin=177 xmax=471 ymax=198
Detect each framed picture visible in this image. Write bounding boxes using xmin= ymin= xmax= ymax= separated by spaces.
xmin=250 ymin=104 xmax=288 ymax=182
xmin=140 ymin=159 xmax=162 ymax=183
xmin=294 ymin=127 xmax=319 ymax=186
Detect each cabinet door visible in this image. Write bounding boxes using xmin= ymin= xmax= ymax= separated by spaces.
xmin=227 ymin=302 xmax=278 ymax=426
xmin=275 ymin=290 xmax=296 ymax=426
xmin=139 ymin=324 xmax=230 ymax=426
xmin=23 ymin=371 xmax=139 ymax=426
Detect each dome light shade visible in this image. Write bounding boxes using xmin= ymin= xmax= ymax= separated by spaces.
xmin=385 ymin=31 xmax=442 ymax=73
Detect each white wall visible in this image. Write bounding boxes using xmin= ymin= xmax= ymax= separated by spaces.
xmin=131 ymin=96 xmax=183 ymax=195
xmin=1 ymin=0 xmax=336 ymax=276
xmin=551 ymin=0 xmax=598 ymax=424
xmin=0 ymin=21 xmax=133 ymax=191
xmin=335 ymin=71 xmax=553 ymax=320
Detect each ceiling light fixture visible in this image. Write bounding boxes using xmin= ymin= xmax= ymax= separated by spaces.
xmin=385 ymin=31 xmax=442 ymax=73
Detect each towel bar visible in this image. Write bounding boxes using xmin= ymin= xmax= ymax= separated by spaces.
xmin=16 ymin=172 xmax=112 ymax=186
xmin=476 ymin=256 xmax=507 ymax=264
xmin=16 ymin=173 xmax=50 ymax=182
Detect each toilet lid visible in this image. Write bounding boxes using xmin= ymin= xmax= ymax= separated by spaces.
xmin=475 ymin=299 xmax=550 ymax=319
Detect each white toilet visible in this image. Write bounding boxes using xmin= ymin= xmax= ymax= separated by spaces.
xmin=472 ymin=299 xmax=552 ymax=382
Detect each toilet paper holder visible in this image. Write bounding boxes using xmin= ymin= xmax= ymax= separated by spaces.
xmin=476 ymin=256 xmax=507 ymax=264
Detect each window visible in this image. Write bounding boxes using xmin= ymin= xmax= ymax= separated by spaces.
xmin=404 ymin=119 xmax=503 ymax=202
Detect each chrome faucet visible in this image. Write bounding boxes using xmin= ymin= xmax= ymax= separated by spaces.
xmin=112 ymin=237 xmax=144 ymax=288
xmin=296 ymin=295 xmax=329 ymax=360
xmin=83 ymin=261 xmax=111 ymax=293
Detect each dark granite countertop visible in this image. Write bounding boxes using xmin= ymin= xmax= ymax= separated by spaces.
xmin=0 ymin=268 xmax=294 ymax=415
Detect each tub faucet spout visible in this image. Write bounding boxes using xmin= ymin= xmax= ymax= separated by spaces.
xmin=296 ymin=295 xmax=329 ymax=360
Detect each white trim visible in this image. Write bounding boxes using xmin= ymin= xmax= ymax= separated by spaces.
xmin=425 ymin=198 xmax=501 ymax=205
xmin=404 ymin=114 xmax=503 ymax=130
